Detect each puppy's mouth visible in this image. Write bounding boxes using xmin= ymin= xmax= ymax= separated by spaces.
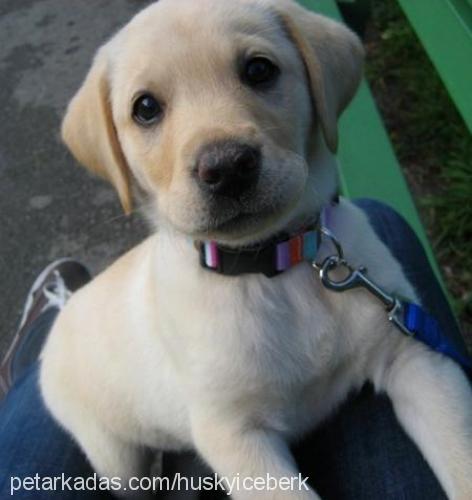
xmin=208 ymin=210 xmax=267 ymax=234
xmin=197 ymin=204 xmax=277 ymax=238
xmin=191 ymin=192 xmax=302 ymax=245
xmin=159 ymin=189 xmax=295 ymax=245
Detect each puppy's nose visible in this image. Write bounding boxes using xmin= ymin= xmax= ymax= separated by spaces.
xmin=196 ymin=140 xmax=261 ymax=197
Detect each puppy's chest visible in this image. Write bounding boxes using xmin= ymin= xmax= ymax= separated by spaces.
xmin=163 ymin=266 xmax=360 ymax=395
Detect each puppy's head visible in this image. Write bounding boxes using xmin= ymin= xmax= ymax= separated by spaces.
xmin=62 ymin=0 xmax=363 ymax=245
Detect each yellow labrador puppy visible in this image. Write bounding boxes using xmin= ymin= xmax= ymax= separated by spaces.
xmin=40 ymin=0 xmax=472 ymax=498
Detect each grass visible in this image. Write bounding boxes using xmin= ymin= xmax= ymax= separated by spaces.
xmin=363 ymin=0 xmax=472 ymax=345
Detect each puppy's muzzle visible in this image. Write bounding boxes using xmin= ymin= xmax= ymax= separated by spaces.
xmin=194 ymin=139 xmax=261 ymax=199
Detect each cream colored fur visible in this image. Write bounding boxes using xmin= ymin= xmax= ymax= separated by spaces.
xmin=40 ymin=0 xmax=472 ymax=498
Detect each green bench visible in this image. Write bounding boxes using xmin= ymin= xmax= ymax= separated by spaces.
xmin=396 ymin=0 xmax=472 ymax=135
xmin=297 ymin=0 xmax=471 ymax=298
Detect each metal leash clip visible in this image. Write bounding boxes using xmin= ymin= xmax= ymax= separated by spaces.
xmin=313 ymin=229 xmax=413 ymax=337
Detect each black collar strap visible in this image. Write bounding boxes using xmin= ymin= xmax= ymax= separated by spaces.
xmin=198 ymin=197 xmax=339 ymax=278
xmin=199 ymin=226 xmax=321 ymax=278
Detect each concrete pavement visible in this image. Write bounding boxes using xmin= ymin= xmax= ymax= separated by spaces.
xmin=0 ymin=1 xmax=154 ymax=357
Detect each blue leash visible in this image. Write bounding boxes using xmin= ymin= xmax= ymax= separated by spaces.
xmin=315 ymin=233 xmax=472 ymax=377
xmin=403 ymin=303 xmax=472 ymax=375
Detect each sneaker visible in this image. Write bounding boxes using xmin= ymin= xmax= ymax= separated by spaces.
xmin=0 ymin=259 xmax=91 ymax=399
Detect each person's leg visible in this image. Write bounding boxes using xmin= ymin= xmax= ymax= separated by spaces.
xmin=0 ymin=364 xmax=110 ymax=499
xmin=0 ymin=260 xmax=114 ymax=499
xmin=293 ymin=387 xmax=446 ymax=499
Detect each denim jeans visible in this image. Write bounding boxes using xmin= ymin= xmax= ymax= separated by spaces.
xmin=0 ymin=200 xmax=468 ymax=499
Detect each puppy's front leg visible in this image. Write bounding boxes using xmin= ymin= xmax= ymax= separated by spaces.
xmin=191 ymin=410 xmax=319 ymax=499
xmin=381 ymin=341 xmax=472 ymax=499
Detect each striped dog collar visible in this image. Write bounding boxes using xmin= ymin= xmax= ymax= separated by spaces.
xmin=199 ymin=227 xmax=320 ymax=278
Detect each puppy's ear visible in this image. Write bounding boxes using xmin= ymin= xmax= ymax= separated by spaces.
xmin=277 ymin=1 xmax=364 ymax=152
xmin=61 ymin=46 xmax=132 ymax=213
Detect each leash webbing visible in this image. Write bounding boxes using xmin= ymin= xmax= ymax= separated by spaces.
xmin=403 ymin=303 xmax=472 ymax=375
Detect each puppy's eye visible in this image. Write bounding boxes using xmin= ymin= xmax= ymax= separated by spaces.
xmin=132 ymin=94 xmax=163 ymax=126
xmin=243 ymin=57 xmax=279 ymax=88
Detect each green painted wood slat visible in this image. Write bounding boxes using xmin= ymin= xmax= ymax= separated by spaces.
xmin=396 ymin=0 xmax=472 ymax=134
